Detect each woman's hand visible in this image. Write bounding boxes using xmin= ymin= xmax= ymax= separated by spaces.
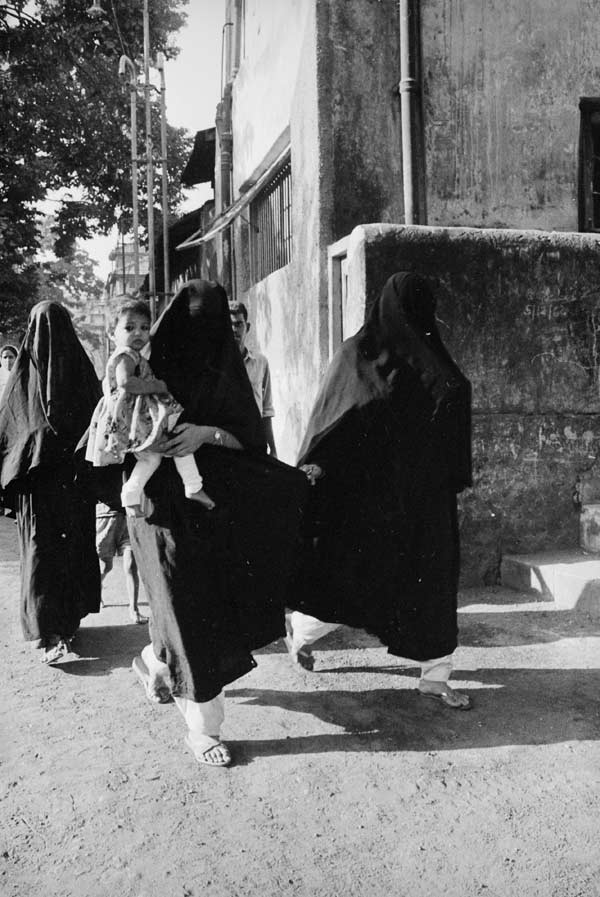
xmin=300 ymin=463 xmax=324 ymax=486
xmin=155 ymin=423 xmax=212 ymax=457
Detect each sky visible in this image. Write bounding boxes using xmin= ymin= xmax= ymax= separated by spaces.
xmin=85 ymin=0 xmax=225 ymax=279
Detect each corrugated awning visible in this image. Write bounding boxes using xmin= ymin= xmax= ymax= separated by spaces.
xmin=176 ymin=145 xmax=290 ymax=250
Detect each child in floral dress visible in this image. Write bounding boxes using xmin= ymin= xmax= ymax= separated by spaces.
xmin=86 ymin=300 xmax=215 ymax=514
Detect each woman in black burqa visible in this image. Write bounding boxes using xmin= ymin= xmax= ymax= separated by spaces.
xmin=128 ymin=280 xmax=307 ymax=767
xmin=0 ymin=301 xmax=102 ymax=663
xmin=287 ymin=272 xmax=473 ymax=709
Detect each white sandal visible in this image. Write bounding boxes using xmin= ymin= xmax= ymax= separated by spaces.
xmin=184 ymin=735 xmax=232 ymax=767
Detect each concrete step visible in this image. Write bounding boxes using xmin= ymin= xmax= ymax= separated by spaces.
xmin=500 ymin=549 xmax=600 ymax=610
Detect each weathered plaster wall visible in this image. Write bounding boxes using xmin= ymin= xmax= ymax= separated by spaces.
xmin=232 ymin=2 xmax=325 ymax=464
xmin=346 ymin=223 xmax=600 ymax=584
xmin=422 ymin=0 xmax=600 ymax=230
xmin=231 ymin=0 xmax=408 ymax=462
xmin=318 ymin=0 xmax=404 ymax=240
xmin=231 ymin=0 xmax=311 ymax=190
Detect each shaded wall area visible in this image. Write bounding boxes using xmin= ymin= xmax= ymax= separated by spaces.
xmin=233 ymin=3 xmax=324 ymax=465
xmin=422 ymin=0 xmax=600 ymax=230
xmin=346 ymin=223 xmax=600 ymax=584
xmin=317 ymin=0 xmax=404 ymax=240
xmin=236 ymin=0 xmax=409 ymax=462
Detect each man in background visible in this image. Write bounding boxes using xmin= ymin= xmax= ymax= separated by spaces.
xmin=229 ymin=302 xmax=277 ymax=457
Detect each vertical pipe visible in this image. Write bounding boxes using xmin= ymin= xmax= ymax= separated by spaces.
xmin=157 ymin=53 xmax=169 ymax=306
xmin=143 ymin=0 xmax=156 ymax=321
xmin=399 ymin=0 xmax=424 ymax=224
xmin=129 ymin=80 xmax=140 ymax=286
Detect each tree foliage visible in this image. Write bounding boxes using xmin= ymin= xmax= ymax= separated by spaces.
xmin=0 ymin=0 xmax=194 ymax=328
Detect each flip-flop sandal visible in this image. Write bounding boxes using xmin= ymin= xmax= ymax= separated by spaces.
xmin=41 ymin=638 xmax=77 ymax=664
xmin=184 ymin=735 xmax=232 ymax=768
xmin=132 ymin=655 xmax=173 ymax=704
xmin=419 ymin=688 xmax=472 ymax=711
xmin=283 ymin=634 xmax=314 ymax=671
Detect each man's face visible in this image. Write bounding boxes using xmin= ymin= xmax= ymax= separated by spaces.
xmin=230 ymin=313 xmax=250 ymax=353
xmin=1 ymin=351 xmax=16 ymax=371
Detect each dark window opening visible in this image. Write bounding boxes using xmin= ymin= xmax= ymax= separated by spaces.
xmin=578 ymin=98 xmax=600 ymax=232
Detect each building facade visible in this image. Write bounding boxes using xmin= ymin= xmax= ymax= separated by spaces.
xmin=178 ymin=0 xmax=600 ymax=583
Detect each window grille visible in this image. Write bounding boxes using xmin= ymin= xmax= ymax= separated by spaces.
xmin=249 ymin=160 xmax=292 ymax=283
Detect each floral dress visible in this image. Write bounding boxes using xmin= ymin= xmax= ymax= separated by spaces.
xmin=86 ymin=347 xmax=182 ymax=467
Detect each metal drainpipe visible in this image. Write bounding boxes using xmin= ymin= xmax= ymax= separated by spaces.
xmin=399 ymin=0 xmax=426 ymax=224
xmin=220 ymin=85 xmax=234 ymax=299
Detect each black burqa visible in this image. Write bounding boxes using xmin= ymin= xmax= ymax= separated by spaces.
xmin=0 ymin=301 xmax=102 ymax=642
xmin=127 ymin=280 xmax=308 ymax=702
xmin=291 ymin=272 xmax=472 ymax=662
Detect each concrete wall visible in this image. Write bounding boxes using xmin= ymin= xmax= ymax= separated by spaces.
xmin=316 ymin=0 xmax=404 ymax=240
xmin=230 ymin=1 xmax=324 ymax=464
xmin=223 ymin=0 xmax=600 ymax=549
xmin=422 ymin=0 xmax=600 ymax=230
xmin=231 ymin=0 xmax=311 ymax=191
xmin=229 ymin=0 xmax=408 ymax=462
xmin=344 ymin=223 xmax=600 ymax=584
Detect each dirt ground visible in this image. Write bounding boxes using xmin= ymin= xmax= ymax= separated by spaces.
xmin=1 ymin=514 xmax=600 ymax=897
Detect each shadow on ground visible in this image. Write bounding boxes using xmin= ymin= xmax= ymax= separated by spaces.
xmin=228 ymin=665 xmax=600 ymax=763
xmin=50 ymin=624 xmax=150 ymax=677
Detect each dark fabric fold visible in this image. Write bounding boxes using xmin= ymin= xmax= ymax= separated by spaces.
xmin=128 ymin=280 xmax=308 ymax=701
xmin=149 ymin=279 xmax=265 ymax=452
xmin=0 ymin=301 xmax=101 ymax=642
xmin=291 ymin=272 xmax=472 ymax=662
xmin=0 ymin=301 xmax=102 ymax=489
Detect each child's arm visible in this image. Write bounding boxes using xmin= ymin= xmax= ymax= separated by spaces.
xmin=114 ymin=356 xmax=170 ymax=395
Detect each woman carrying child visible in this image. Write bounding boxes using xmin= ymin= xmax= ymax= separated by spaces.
xmin=86 ymin=299 xmax=215 ymax=514
xmin=127 ymin=280 xmax=307 ymax=768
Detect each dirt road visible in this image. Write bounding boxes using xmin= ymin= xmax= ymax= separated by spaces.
xmin=1 ymin=515 xmax=599 ymax=897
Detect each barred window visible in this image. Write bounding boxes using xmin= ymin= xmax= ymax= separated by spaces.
xmin=249 ymin=160 xmax=292 ymax=283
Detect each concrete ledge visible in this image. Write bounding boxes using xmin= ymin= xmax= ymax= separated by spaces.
xmin=501 ymin=549 xmax=600 ymax=610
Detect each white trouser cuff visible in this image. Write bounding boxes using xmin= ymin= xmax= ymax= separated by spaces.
xmin=419 ymin=654 xmax=454 ymax=684
xmin=141 ymin=644 xmax=224 ymax=744
xmin=286 ymin=611 xmax=340 ymax=649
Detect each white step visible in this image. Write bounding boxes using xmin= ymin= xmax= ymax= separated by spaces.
xmin=500 ymin=549 xmax=600 ymax=610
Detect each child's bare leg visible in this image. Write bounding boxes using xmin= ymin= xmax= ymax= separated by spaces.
xmin=123 ymin=547 xmax=146 ymax=624
xmin=173 ymin=453 xmax=215 ymax=510
xmin=121 ymin=452 xmax=162 ymax=516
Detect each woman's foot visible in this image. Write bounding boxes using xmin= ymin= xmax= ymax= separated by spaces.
xmin=186 ymin=488 xmax=216 ymax=510
xmin=418 ymin=682 xmax=471 ymax=710
xmin=132 ymin=655 xmax=172 ymax=704
xmin=129 ymin=609 xmax=148 ymax=625
xmin=41 ymin=638 xmax=76 ymax=664
xmin=184 ymin=735 xmax=232 ymax=767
